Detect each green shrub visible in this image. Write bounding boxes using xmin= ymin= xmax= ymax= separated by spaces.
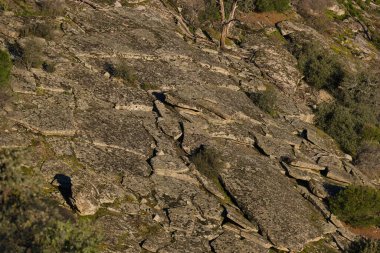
xmin=0 ymin=50 xmax=12 ymax=86
xmin=0 ymin=151 xmax=101 ymax=252
xmin=199 ymin=0 xmax=221 ymax=24
xmin=105 ymin=61 xmax=137 ymax=86
xmin=190 ymin=146 xmax=233 ymax=203
xmin=255 ymin=0 xmax=290 ymax=12
xmin=293 ymin=43 xmax=344 ymax=90
xmin=248 ymin=87 xmax=277 ymax=116
xmin=190 ymin=146 xmax=222 ymax=181
xmin=0 ymin=0 xmax=7 ymax=11
xmin=361 ymin=125 xmax=380 ymax=143
xmin=329 ymin=185 xmax=380 ymax=227
xmin=316 ymin=103 xmax=360 ymax=154
xmin=346 ymin=238 xmax=380 ymax=253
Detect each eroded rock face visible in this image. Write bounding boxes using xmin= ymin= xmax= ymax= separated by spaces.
xmin=0 ymin=0 xmax=377 ymax=252
xmin=217 ymin=144 xmax=329 ymax=251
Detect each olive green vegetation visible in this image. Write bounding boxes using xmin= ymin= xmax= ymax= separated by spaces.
xmin=248 ymin=87 xmax=278 ymax=117
xmin=0 ymin=50 xmax=12 ymax=86
xmin=346 ymin=238 xmax=380 ymax=253
xmin=199 ymin=0 xmax=221 ymax=24
xmin=105 ymin=61 xmax=137 ymax=86
xmin=292 ymin=43 xmax=344 ymax=90
xmin=0 ymin=151 xmax=101 ymax=253
xmin=329 ymin=185 xmax=380 ymax=227
xmin=290 ymin=42 xmax=380 ymax=156
xmin=315 ymin=102 xmax=375 ymax=155
xmin=255 ymin=0 xmax=290 ymax=12
xmin=299 ymin=239 xmax=339 ymax=253
xmin=190 ymin=147 xmax=232 ymax=203
xmin=315 ymin=71 xmax=380 ymax=155
xmin=191 ymin=147 xmax=222 ymax=182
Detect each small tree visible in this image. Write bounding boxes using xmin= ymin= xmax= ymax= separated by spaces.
xmin=219 ymin=0 xmax=239 ymax=49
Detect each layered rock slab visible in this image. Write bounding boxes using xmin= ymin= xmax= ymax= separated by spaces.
xmin=75 ymin=109 xmax=155 ymax=158
xmin=217 ymin=143 xmax=330 ymax=251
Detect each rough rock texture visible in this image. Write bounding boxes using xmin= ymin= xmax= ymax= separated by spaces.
xmin=1 ymin=0 xmax=379 ymax=252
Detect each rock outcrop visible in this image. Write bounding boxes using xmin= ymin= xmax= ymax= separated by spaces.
xmin=1 ymin=0 xmax=379 ymax=252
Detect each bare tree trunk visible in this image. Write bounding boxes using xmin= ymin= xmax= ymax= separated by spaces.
xmin=219 ymin=0 xmax=238 ymax=49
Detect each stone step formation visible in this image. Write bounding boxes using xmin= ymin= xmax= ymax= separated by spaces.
xmin=0 ymin=0 xmax=379 ymax=252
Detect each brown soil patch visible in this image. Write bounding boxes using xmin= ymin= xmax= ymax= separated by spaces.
xmin=238 ymin=11 xmax=290 ymax=29
xmin=345 ymin=223 xmax=380 ymax=240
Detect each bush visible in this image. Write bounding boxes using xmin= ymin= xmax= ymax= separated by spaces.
xmin=199 ymin=0 xmax=221 ymax=24
xmin=346 ymin=238 xmax=380 ymax=253
xmin=21 ymin=22 xmax=55 ymax=40
xmin=316 ymin=90 xmax=379 ymax=155
xmin=190 ymin=146 xmax=222 ymax=181
xmin=0 ymin=151 xmax=101 ymax=252
xmin=329 ymin=185 xmax=380 ymax=227
xmin=315 ymin=103 xmax=359 ymax=154
xmin=0 ymin=50 xmax=12 ymax=86
xmin=248 ymin=87 xmax=277 ymax=116
xmin=21 ymin=38 xmax=43 ymax=69
xmin=292 ymin=43 xmax=344 ymax=90
xmin=42 ymin=61 xmax=56 ymax=73
xmin=105 ymin=61 xmax=137 ymax=86
xmin=255 ymin=0 xmax=290 ymax=12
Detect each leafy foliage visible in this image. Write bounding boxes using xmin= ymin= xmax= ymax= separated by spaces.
xmin=316 ymin=103 xmax=359 ymax=154
xmin=315 ymin=70 xmax=380 ymax=155
xmin=0 ymin=49 xmax=12 ymax=86
xmin=199 ymin=0 xmax=221 ymax=24
xmin=292 ymin=43 xmax=344 ymax=90
xmin=329 ymin=185 xmax=380 ymax=227
xmin=0 ymin=151 xmax=101 ymax=253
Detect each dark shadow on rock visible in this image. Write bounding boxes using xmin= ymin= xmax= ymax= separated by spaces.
xmin=51 ymin=174 xmax=80 ymax=213
xmin=323 ymin=182 xmax=345 ymax=197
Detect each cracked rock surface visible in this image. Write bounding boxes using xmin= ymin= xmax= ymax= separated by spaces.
xmin=1 ymin=0 xmax=378 ymax=252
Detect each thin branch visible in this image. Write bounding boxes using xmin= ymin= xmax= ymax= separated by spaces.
xmin=227 ymin=0 xmax=238 ymax=23
xmin=219 ymin=0 xmax=226 ymax=22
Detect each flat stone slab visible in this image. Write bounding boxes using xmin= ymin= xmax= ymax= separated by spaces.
xmin=211 ymin=231 xmax=269 ymax=253
xmin=318 ymin=155 xmax=343 ymax=170
xmin=254 ymin=134 xmax=294 ymax=158
xmin=0 ymin=118 xmax=33 ymax=149
xmin=76 ymin=109 xmax=155 ymax=158
xmin=290 ymin=160 xmax=326 ymax=171
xmin=8 ymin=93 xmax=76 ymax=136
xmin=326 ymin=168 xmax=353 ymax=184
xmin=73 ymin=140 xmax=152 ymax=177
